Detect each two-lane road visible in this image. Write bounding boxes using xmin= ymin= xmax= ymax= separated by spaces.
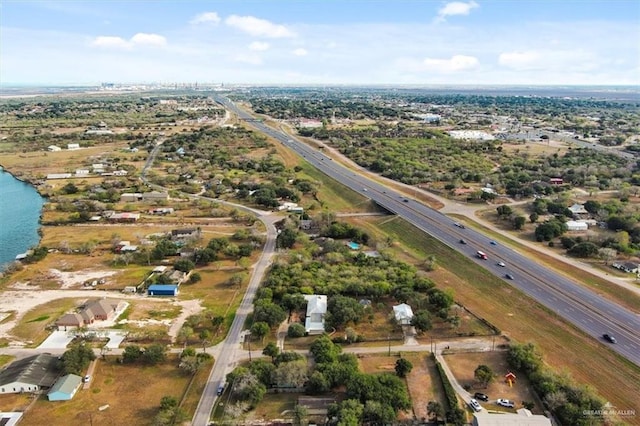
xmin=216 ymin=96 xmax=640 ymax=366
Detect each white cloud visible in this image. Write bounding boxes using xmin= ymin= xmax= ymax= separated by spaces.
xmin=233 ymin=53 xmax=263 ymax=65
xmin=225 ymin=15 xmax=295 ymax=38
xmin=130 ymin=33 xmax=166 ymax=47
xmin=249 ymin=41 xmax=270 ymax=51
xmin=436 ymin=1 xmax=479 ymax=22
xmin=498 ymin=51 xmax=541 ymax=70
xmin=190 ymin=12 xmax=221 ymax=25
xmin=292 ymin=48 xmax=308 ymax=56
xmin=91 ymin=33 xmax=166 ymax=49
xmin=422 ymin=55 xmax=479 ymax=72
xmin=91 ymin=36 xmax=130 ymax=49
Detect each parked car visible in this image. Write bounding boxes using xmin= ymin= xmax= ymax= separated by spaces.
xmin=474 ymin=392 xmax=489 ymax=401
xmin=497 ymin=398 xmax=515 ymax=408
xmin=468 ymin=398 xmax=483 ymax=412
xmin=83 ymin=375 xmax=91 ymax=383
xmin=217 ymin=385 xmax=225 ymax=395
xmin=603 ymin=333 xmax=617 ymax=344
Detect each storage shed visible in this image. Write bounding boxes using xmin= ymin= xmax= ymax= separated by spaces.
xmin=148 ymin=284 xmax=179 ymax=296
xmin=48 ymin=374 xmax=82 ymax=401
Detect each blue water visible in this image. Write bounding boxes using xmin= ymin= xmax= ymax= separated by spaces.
xmin=348 ymin=241 xmax=361 ymax=250
xmin=0 ymin=167 xmax=45 ymax=270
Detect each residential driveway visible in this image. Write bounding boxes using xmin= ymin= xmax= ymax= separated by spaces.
xmin=104 ymin=331 xmax=127 ymax=349
xmin=38 ymin=330 xmax=74 ymax=349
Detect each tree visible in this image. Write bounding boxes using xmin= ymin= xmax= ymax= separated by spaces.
xmin=143 ymin=344 xmax=167 ymax=365
xmin=287 ymin=323 xmax=306 ymax=338
xmin=598 ymin=247 xmax=617 ymax=265
xmin=250 ymin=322 xmax=270 ymax=342
xmin=529 ymin=212 xmax=539 ymax=223
xmin=496 ymin=205 xmax=513 ymax=219
xmin=474 ymin=364 xmax=495 ymax=388
xmin=427 ymin=400 xmax=444 ymax=422
xmin=174 ymin=258 xmax=195 ymax=272
xmin=325 ymin=295 xmax=364 ymax=329
xmin=568 ymin=241 xmax=599 ymax=258
xmin=507 ymin=342 xmax=542 ymax=374
xmin=395 ymin=358 xmax=413 ymax=378
xmin=277 ymin=228 xmax=298 ymax=249
xmin=363 ymin=400 xmax=396 ymax=425
xmin=292 ymin=404 xmax=309 ymax=426
xmin=60 ymin=344 xmax=96 ymax=375
xmin=262 ymin=342 xmax=280 ymax=362
xmin=306 ymin=371 xmax=330 ymax=394
xmin=410 ymin=310 xmax=432 ymax=332
xmin=514 ymin=215 xmax=526 ymax=230
xmin=123 ymin=345 xmax=143 ymax=363
xmin=253 ymin=301 xmax=287 ymax=327
xmin=282 ymin=293 xmax=306 ymax=319
xmin=271 ymin=359 xmax=308 ymax=388
xmin=189 ymin=272 xmax=202 ymax=284
xmin=310 ymin=335 xmax=342 ymax=364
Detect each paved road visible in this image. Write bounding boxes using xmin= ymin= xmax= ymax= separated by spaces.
xmin=191 ymin=214 xmax=279 ymax=426
xmin=215 ymin=96 xmax=640 ymax=367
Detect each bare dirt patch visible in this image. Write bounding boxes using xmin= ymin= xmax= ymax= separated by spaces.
xmin=445 ymin=351 xmax=543 ymax=413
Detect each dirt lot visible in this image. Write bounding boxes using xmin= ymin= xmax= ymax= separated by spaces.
xmin=445 ymin=351 xmax=543 ymax=414
xmin=6 ymin=355 xmax=210 ymax=426
xmin=358 ymin=353 xmax=446 ymax=422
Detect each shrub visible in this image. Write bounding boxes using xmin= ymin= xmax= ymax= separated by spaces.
xmin=287 ymin=323 xmax=306 ymax=338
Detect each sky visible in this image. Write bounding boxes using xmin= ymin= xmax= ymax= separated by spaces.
xmin=1 ymin=0 xmax=639 ymax=86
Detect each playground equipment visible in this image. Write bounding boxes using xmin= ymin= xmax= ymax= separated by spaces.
xmin=505 ymin=372 xmax=517 ymax=387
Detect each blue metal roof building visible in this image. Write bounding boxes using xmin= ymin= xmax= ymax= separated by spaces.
xmin=147 ymin=284 xmax=179 ymax=296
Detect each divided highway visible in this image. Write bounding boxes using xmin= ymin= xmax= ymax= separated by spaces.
xmin=215 ymin=96 xmax=640 ymax=366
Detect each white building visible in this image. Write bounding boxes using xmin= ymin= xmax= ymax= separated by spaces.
xmin=566 ymin=220 xmax=588 ymax=231
xmin=67 ymin=143 xmax=80 ymax=150
xmin=47 ymin=145 xmax=62 ymax=152
xmin=393 ymin=303 xmax=414 ymax=325
xmin=0 ymin=354 xmax=59 ymax=394
xmin=472 ymin=408 xmax=552 ymax=426
xmin=304 ymin=295 xmax=327 ymax=334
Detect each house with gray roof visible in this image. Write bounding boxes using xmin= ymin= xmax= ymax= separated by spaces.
xmin=0 ymin=354 xmax=60 ymax=394
xmin=303 ymin=295 xmax=327 ymax=334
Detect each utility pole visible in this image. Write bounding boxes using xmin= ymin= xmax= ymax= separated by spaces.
xmin=388 ymin=335 xmax=391 ymax=356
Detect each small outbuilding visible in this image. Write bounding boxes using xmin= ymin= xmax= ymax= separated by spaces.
xmin=48 ymin=374 xmax=82 ymax=401
xmin=566 ymin=220 xmax=588 ymax=231
xmin=393 ymin=303 xmax=414 ymax=325
xmin=148 ymin=284 xmax=179 ymax=296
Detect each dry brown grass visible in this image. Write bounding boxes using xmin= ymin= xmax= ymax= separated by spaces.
xmin=10 ymin=298 xmax=78 ymax=345
xmin=22 ymin=355 xmax=197 ymax=426
xmin=445 ymin=351 xmax=544 ymax=413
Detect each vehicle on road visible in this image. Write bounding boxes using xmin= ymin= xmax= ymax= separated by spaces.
xmin=363 ymin=188 xmax=367 ymax=191
xmin=497 ymin=261 xmax=506 ymax=267
xmin=454 ymin=222 xmax=465 ymax=229
xmin=476 ymin=251 xmax=488 ymax=260
xmin=505 ymin=273 xmax=514 ymax=280
xmin=217 ymin=384 xmax=225 ymax=395
xmin=83 ymin=375 xmax=91 ymax=383
xmin=459 ymin=239 xmax=467 ymax=244
xmin=497 ymin=398 xmax=515 ymax=408
xmin=468 ymin=398 xmax=483 ymax=412
xmin=603 ymin=333 xmax=617 ymax=344
xmin=474 ymin=392 xmax=489 ymax=401
xmin=403 ymin=198 xmax=409 ymax=202
xmin=490 ymin=240 xmax=497 ymax=245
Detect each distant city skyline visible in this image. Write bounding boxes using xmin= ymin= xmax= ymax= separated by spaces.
xmin=1 ymin=0 xmax=639 ymax=86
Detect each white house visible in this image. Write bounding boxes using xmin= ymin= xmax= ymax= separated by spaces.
xmin=67 ymin=143 xmax=80 ymax=150
xmin=304 ymin=295 xmax=327 ymax=334
xmin=566 ymin=220 xmax=588 ymax=231
xmin=393 ymin=303 xmax=414 ymax=325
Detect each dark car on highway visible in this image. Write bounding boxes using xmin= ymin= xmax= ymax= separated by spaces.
xmin=603 ymin=334 xmax=617 ymax=344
